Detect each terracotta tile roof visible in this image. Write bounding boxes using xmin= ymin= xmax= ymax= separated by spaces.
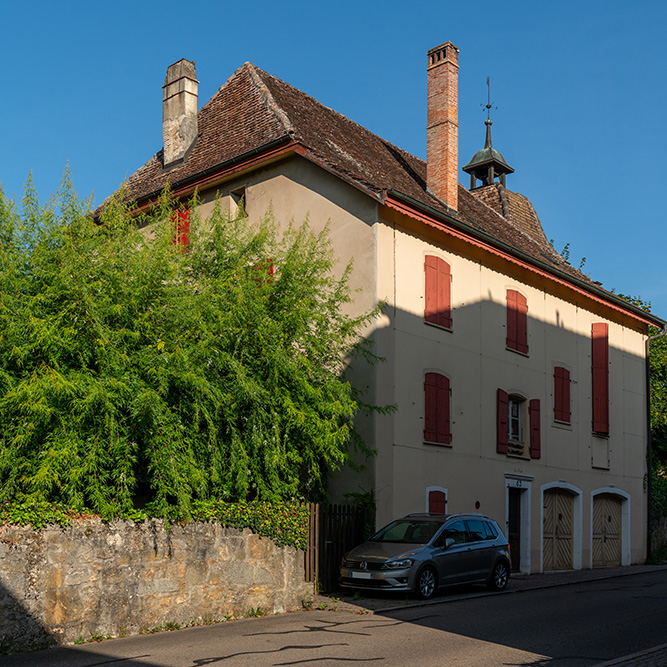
xmin=109 ymin=62 xmax=659 ymax=323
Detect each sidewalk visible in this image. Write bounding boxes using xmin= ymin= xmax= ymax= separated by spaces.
xmin=312 ymin=563 xmax=667 ymax=665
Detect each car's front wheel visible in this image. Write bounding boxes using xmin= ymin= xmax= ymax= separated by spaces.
xmin=416 ymin=566 xmax=438 ymax=599
xmin=488 ymin=561 xmax=509 ymax=591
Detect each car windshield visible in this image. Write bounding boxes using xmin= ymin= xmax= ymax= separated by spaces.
xmin=370 ymin=519 xmax=442 ymax=544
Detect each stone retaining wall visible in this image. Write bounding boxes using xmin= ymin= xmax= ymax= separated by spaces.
xmin=0 ymin=518 xmax=312 ymax=654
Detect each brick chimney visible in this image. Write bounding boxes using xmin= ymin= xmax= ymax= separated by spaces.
xmin=162 ymin=59 xmax=199 ymax=168
xmin=427 ymin=42 xmax=459 ymax=211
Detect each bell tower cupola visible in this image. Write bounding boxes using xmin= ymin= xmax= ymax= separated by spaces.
xmin=462 ymin=78 xmax=514 ymax=189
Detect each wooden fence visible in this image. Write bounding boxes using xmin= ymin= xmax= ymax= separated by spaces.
xmin=304 ymin=503 xmax=375 ymax=593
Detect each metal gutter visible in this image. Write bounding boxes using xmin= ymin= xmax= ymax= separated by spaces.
xmin=385 ymin=188 xmax=666 ymax=329
xmin=131 ymin=135 xmax=296 ymax=210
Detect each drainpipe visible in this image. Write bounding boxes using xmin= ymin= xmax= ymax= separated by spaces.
xmin=646 ymin=327 xmax=667 ymax=559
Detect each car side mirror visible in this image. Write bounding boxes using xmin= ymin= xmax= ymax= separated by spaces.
xmin=445 ymin=537 xmax=455 ymax=549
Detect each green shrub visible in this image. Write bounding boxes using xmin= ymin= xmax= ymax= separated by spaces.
xmin=0 ymin=499 xmax=309 ymax=549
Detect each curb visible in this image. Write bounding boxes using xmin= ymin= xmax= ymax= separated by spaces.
xmin=592 ymin=642 xmax=667 ymax=666
xmin=314 ymin=564 xmax=667 ymax=615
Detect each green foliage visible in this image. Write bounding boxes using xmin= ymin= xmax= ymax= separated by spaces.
xmin=549 ymin=240 xmax=586 ymax=271
xmin=244 ymin=607 xmax=265 ymax=618
xmin=0 ymin=501 xmax=91 ymax=530
xmin=0 ymin=174 xmax=380 ymax=519
xmin=616 ymin=295 xmax=667 ymax=466
xmin=0 ymin=500 xmax=309 ymax=549
xmin=650 ymin=470 xmax=667 ymax=518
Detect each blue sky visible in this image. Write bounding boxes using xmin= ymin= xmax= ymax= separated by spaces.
xmin=2 ymin=0 xmax=666 ymax=316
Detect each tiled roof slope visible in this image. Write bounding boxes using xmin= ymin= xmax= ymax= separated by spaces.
xmin=114 ymin=62 xmax=640 ymax=310
xmin=471 ymin=184 xmax=555 ymax=251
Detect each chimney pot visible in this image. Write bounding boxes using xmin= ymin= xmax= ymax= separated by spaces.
xmin=426 ymin=42 xmax=459 ymax=211
xmin=163 ymin=59 xmax=199 ymax=168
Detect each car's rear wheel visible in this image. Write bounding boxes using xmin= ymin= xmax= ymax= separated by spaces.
xmin=488 ymin=561 xmax=509 ymax=591
xmin=416 ymin=566 xmax=437 ymax=599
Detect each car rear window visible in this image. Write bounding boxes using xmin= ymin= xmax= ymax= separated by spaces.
xmin=465 ymin=519 xmax=498 ymax=541
xmin=370 ymin=520 xmax=442 ymax=544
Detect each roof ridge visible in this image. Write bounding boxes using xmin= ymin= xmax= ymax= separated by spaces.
xmin=244 ymin=62 xmax=296 ymax=137
xmin=253 ymin=63 xmax=420 ymax=165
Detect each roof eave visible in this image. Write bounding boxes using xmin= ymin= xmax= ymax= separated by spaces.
xmin=385 ymin=189 xmax=665 ymax=329
xmin=126 ymin=135 xmax=297 ymax=212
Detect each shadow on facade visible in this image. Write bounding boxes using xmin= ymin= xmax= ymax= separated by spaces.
xmin=0 ymin=295 xmax=652 ymax=661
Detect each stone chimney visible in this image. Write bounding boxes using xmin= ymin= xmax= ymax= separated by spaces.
xmin=426 ymin=42 xmax=459 ymax=211
xmin=162 ymin=59 xmax=199 ymax=168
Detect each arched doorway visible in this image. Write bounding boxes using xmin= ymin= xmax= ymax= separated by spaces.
xmin=592 ymin=493 xmax=623 ymax=567
xmin=543 ymin=488 xmax=575 ymax=571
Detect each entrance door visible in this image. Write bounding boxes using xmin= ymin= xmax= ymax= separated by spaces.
xmin=592 ymin=494 xmax=622 ymax=567
xmin=543 ymin=489 xmax=574 ymax=570
xmin=508 ymin=488 xmax=521 ymax=572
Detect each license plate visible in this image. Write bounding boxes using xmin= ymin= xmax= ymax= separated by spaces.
xmin=351 ymin=571 xmax=372 ymax=579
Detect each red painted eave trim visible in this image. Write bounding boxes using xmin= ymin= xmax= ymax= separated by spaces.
xmin=129 ymin=140 xmax=302 ymax=215
xmin=384 ymin=194 xmax=659 ymax=328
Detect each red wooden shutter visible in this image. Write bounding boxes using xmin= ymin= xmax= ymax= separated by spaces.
xmin=428 ymin=490 xmax=447 ymax=513
xmin=253 ymin=258 xmax=275 ymax=285
xmin=506 ymin=290 xmax=517 ymax=349
xmin=424 ymin=256 xmax=452 ymax=329
xmin=171 ymin=209 xmax=191 ymax=249
xmin=529 ymin=398 xmax=541 ymax=458
xmin=424 ymin=372 xmax=451 ymax=445
xmin=516 ymin=293 xmax=528 ymax=353
xmin=497 ymin=388 xmax=509 ymax=454
xmin=554 ymin=366 xmax=571 ymax=423
xmin=592 ymin=323 xmax=609 ymax=434
xmin=506 ymin=289 xmax=528 ymax=353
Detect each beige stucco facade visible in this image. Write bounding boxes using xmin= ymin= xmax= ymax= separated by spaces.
xmin=189 ymin=152 xmax=648 ymax=574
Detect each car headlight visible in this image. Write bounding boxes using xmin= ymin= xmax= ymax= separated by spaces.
xmin=383 ymin=558 xmax=414 ymax=569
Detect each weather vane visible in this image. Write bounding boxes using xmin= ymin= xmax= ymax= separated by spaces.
xmin=483 ymin=76 xmax=497 ymax=122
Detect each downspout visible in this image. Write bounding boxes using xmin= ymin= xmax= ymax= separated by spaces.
xmin=646 ymin=326 xmax=667 ymax=559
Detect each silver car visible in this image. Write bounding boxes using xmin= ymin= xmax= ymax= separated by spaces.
xmin=340 ymin=513 xmax=511 ymax=599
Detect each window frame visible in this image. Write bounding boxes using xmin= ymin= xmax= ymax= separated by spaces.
xmin=508 ymin=394 xmax=526 ymax=450
xmin=497 ymin=389 xmax=540 ymax=459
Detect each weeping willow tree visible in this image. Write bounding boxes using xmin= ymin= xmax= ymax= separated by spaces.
xmin=0 ymin=175 xmax=379 ymax=518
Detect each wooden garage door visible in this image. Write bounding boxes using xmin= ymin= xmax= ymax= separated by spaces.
xmin=543 ymin=489 xmax=574 ymax=571
xmin=592 ymin=494 xmax=622 ymax=567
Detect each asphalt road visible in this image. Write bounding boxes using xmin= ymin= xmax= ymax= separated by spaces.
xmin=3 ymin=569 xmax=667 ymax=667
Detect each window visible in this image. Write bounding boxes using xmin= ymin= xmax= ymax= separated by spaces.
xmin=171 ymin=209 xmax=191 ymax=250
xmin=592 ymin=323 xmax=609 ymax=434
xmin=424 ymin=372 xmax=451 ymax=445
xmin=497 ymin=389 xmax=541 ymax=458
xmin=554 ymin=366 xmax=571 ymax=424
xmin=465 ymin=519 xmax=487 ymax=542
xmin=509 ymin=396 xmax=523 ymax=442
xmin=424 ymin=255 xmax=452 ymax=329
xmin=506 ymin=289 xmax=528 ymax=354
xmin=441 ymin=520 xmax=467 ymax=545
